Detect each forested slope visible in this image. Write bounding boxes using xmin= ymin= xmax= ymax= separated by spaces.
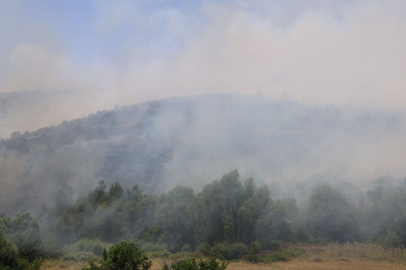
xmin=1 ymin=94 xmax=406 ymax=214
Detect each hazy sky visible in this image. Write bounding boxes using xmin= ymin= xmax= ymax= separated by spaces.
xmin=1 ymin=0 xmax=406 ymax=110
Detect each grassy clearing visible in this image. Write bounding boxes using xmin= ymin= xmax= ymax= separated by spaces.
xmin=228 ymin=259 xmax=406 ymax=270
xmin=325 ymin=242 xmax=406 ymax=263
xmin=40 ymin=258 xmax=406 ymax=270
xmin=40 ymin=259 xmax=83 ymax=270
xmin=40 ymin=244 xmax=406 ymax=270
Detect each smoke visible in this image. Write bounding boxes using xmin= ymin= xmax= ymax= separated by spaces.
xmin=157 ymin=96 xmax=406 ymax=192
xmin=0 ymin=151 xmax=26 ymax=212
xmin=87 ymin=0 xmax=406 ymax=110
xmin=1 ymin=1 xmax=406 ymax=138
xmin=2 ymin=0 xmax=406 ymax=213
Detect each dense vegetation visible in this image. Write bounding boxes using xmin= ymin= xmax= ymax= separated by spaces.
xmin=82 ymin=242 xmax=152 ymax=270
xmin=2 ymin=169 xmax=406 ymax=268
xmin=2 ymin=95 xmax=406 ymax=267
xmin=2 ymin=94 xmax=406 ymax=216
xmin=0 ymin=227 xmax=42 ymax=269
xmin=162 ymin=257 xmax=228 ymax=270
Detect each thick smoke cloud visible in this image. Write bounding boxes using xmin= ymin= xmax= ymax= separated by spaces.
xmin=2 ymin=0 xmax=406 ymax=211
xmin=0 ymin=0 xmax=406 ymax=138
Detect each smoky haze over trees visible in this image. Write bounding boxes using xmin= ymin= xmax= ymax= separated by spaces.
xmin=3 ymin=168 xmax=406 ymax=267
xmin=2 ymin=94 xmax=406 ymax=216
xmin=3 ymin=1 xmax=406 ymax=268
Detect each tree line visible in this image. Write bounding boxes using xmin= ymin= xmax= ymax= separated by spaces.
xmin=2 ymin=169 xmax=406 ymax=268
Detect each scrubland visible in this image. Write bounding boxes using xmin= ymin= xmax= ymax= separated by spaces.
xmin=39 ymin=244 xmax=406 ymax=270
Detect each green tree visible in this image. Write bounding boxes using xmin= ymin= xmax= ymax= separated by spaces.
xmin=156 ymin=186 xmax=194 ymax=251
xmin=237 ymin=182 xmax=270 ymax=243
xmin=125 ymin=184 xmax=142 ymax=201
xmin=188 ymin=170 xmax=269 ymax=245
xmin=306 ymin=185 xmax=360 ymax=242
xmin=255 ymin=198 xmax=298 ymax=245
xmin=0 ymin=228 xmax=20 ymax=269
xmin=88 ymin=180 xmax=107 ymax=207
xmin=364 ymin=188 xmax=406 ymax=245
xmin=83 ymin=242 xmax=152 ymax=270
xmin=109 ymin=183 xmax=124 ymax=199
xmin=188 ymin=170 xmax=243 ymax=244
xmin=163 ymin=257 xmax=228 ymax=270
xmin=0 ymin=212 xmax=43 ymax=261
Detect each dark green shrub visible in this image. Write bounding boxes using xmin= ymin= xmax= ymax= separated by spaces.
xmin=264 ymin=252 xmax=288 ymax=263
xmin=229 ymin=243 xmax=247 ymax=259
xmin=246 ymin=246 xmax=306 ymax=264
xmin=0 ymin=230 xmax=19 ymax=268
xmin=82 ymin=242 xmax=152 ymax=270
xmin=163 ymin=258 xmax=228 ymax=270
xmin=0 ymin=213 xmax=43 ymax=262
xmin=211 ymin=242 xmax=247 ymax=260
xmin=245 ymin=241 xmax=266 ymax=263
xmin=27 ymin=258 xmax=43 ymax=270
xmin=280 ymin=246 xmax=306 ymax=258
xmin=377 ymin=230 xmax=402 ymax=248
xmin=249 ymin=241 xmax=264 ymax=254
xmin=0 ymin=229 xmax=43 ymax=270
xmin=245 ymin=254 xmax=261 ymax=264
xmin=196 ymin=243 xmax=211 ymax=256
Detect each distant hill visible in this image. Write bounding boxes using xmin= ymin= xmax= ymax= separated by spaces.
xmin=0 ymin=90 xmax=78 ymax=138
xmin=1 ymin=94 xmax=406 ymax=215
xmin=0 ymin=89 xmax=118 ymax=139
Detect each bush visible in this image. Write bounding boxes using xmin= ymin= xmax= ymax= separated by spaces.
xmin=27 ymin=258 xmax=43 ymax=270
xmin=0 ymin=229 xmax=43 ymax=270
xmin=249 ymin=241 xmax=264 ymax=254
xmin=246 ymin=241 xmax=265 ymax=263
xmin=377 ymin=230 xmax=402 ymax=248
xmin=0 ymin=230 xmax=20 ymax=268
xmin=280 ymin=246 xmax=306 ymax=258
xmin=264 ymin=253 xmax=288 ymax=263
xmin=211 ymin=242 xmax=247 ymax=260
xmin=82 ymin=242 xmax=152 ymax=270
xmin=245 ymin=246 xmax=306 ymax=264
xmin=196 ymin=243 xmax=212 ymax=256
xmin=0 ymin=212 xmax=43 ymax=262
xmin=245 ymin=254 xmax=261 ymax=264
xmin=163 ymin=258 xmax=228 ymax=270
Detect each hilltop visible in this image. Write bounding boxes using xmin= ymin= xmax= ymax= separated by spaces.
xmin=1 ymin=93 xmax=406 ymax=214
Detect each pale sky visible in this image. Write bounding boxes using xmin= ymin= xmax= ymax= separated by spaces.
xmin=1 ymin=0 xmax=406 ymax=110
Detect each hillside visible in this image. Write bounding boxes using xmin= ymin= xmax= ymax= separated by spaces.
xmin=1 ymin=94 xmax=406 ymax=215
xmin=0 ymin=90 xmax=79 ymax=139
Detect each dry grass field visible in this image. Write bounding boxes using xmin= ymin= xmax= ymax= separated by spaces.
xmin=39 ymin=258 xmax=406 ymax=270
xmin=228 ymin=259 xmax=406 ymax=270
xmin=40 ymin=244 xmax=406 ymax=270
